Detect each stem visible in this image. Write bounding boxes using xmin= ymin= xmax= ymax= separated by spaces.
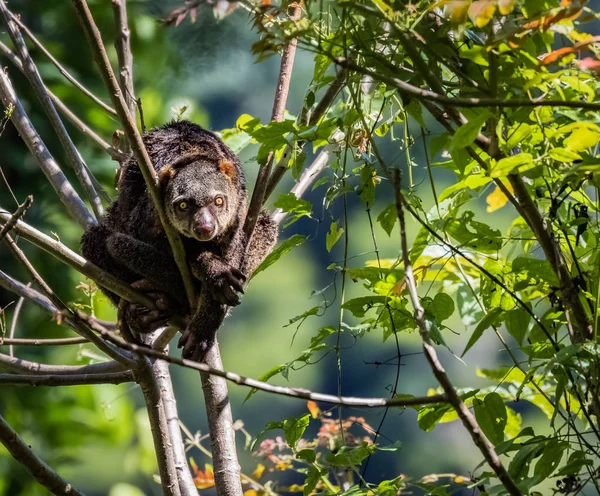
xmin=392 ymin=170 xmax=522 ymax=496
xmin=0 ymin=371 xmax=133 ymax=386
xmin=111 ymin=0 xmax=136 ymax=122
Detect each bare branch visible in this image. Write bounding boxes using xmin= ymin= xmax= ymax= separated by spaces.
xmin=0 ymin=211 xmax=155 ymax=309
xmin=272 ymin=147 xmax=332 ymax=225
xmin=244 ymin=4 xmax=302 ymax=239
xmin=70 ymin=0 xmax=196 ymax=307
xmin=0 ymin=351 xmax=126 ymax=375
xmin=0 ymin=1 xmax=104 ymax=218
xmin=0 ymin=371 xmax=133 ymax=386
xmin=200 ymin=343 xmax=243 ymax=496
xmin=153 ymin=359 xmax=197 ymax=496
xmin=84 ymin=316 xmax=450 ymax=408
xmin=0 ymin=195 xmax=32 ymax=243
xmin=392 ymin=170 xmax=522 ymax=496
xmin=0 ymin=268 xmax=56 ymax=314
xmin=0 ymin=414 xmax=85 ymax=496
xmin=111 ymin=0 xmax=136 ymax=120
xmin=137 ymin=359 xmax=182 ymax=496
xmin=0 ymin=68 xmax=94 ymax=228
xmin=0 ymin=41 xmax=125 ymax=161
xmin=334 ymin=56 xmax=600 ymax=112
xmin=265 ymin=68 xmax=347 ymax=201
xmin=0 ymin=336 xmax=88 ymax=347
xmin=7 ymin=294 xmax=25 ymax=357
xmin=6 ymin=9 xmax=117 ymax=117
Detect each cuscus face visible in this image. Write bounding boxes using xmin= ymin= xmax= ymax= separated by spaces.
xmin=164 ymin=161 xmax=238 ymax=242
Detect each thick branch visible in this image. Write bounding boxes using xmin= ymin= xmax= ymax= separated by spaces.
xmin=137 ymin=359 xmax=182 ymax=496
xmin=70 ymin=0 xmax=196 ymax=306
xmin=6 ymin=9 xmax=117 ymax=116
xmin=0 ymin=371 xmax=133 ymax=386
xmin=0 ymin=68 xmax=94 ymax=228
xmin=0 ymin=414 xmax=85 ymax=496
xmin=392 ymin=171 xmax=522 ymax=496
xmin=153 ymin=359 xmax=198 ymax=496
xmin=244 ymin=4 xmax=301 ymax=239
xmin=334 ymin=57 xmax=600 ymax=112
xmin=0 ymin=2 xmax=104 ymax=218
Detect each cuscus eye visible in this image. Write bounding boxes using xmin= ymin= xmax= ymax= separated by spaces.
xmin=178 ymin=201 xmax=189 ymax=211
xmin=215 ymin=196 xmax=224 ymax=206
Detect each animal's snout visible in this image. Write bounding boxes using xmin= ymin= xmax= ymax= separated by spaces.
xmin=194 ymin=222 xmax=214 ymax=235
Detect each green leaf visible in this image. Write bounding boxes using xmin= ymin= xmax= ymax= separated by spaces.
xmin=443 ymin=210 xmax=502 ymax=253
xmin=490 ymin=153 xmax=534 ymax=178
xmin=342 ymin=296 xmax=387 ymax=317
xmin=504 ymin=308 xmax=531 ymax=345
xmin=252 ymin=234 xmax=307 ymax=279
xmin=244 ymin=366 xmax=286 ymax=401
xmin=431 ymin=292 xmax=454 ymax=322
xmin=505 ymin=123 xmax=533 ymax=150
xmin=273 ymin=194 xmax=312 ymax=226
xmin=283 ymin=414 xmax=310 ymax=450
xmin=410 ymin=226 xmax=430 ymax=263
xmin=459 ymin=46 xmax=489 ymax=66
xmin=326 ymin=442 xmax=375 ymax=466
xmin=326 ymin=221 xmax=344 ymax=252
xmin=533 ymin=439 xmax=567 ymax=481
xmin=473 ymin=393 xmax=507 ymax=446
xmin=377 ymin=204 xmax=397 ymax=236
xmin=417 ymin=403 xmax=453 ymax=432
xmin=296 ymin=448 xmax=316 ymax=463
xmin=549 ymin=147 xmax=581 ymax=162
xmin=462 ymin=307 xmax=503 ymax=357
xmin=303 ymin=466 xmax=323 ymax=496
xmin=450 ymin=111 xmax=491 ymax=151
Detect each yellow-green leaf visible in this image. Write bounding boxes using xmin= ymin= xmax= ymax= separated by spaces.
xmin=468 ymin=0 xmax=496 ymax=27
xmin=497 ymin=0 xmax=518 ymax=15
xmin=486 ymin=181 xmax=513 ymax=212
xmin=490 ymin=153 xmax=534 ymax=178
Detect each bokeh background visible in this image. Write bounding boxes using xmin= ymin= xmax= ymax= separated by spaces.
xmin=0 ymin=1 xmax=562 ymax=494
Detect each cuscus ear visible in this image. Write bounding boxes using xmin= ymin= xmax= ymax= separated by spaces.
xmin=158 ymin=152 xmax=212 ymax=187
xmin=158 ymin=165 xmax=177 ymax=186
xmin=218 ymin=160 xmax=237 ymax=180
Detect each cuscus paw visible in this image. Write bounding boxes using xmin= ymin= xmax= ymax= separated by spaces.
xmin=207 ymin=266 xmax=247 ymax=307
xmin=123 ymin=279 xmax=173 ymax=335
xmin=177 ymin=328 xmax=214 ymax=362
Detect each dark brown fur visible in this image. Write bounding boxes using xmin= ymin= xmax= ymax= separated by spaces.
xmin=82 ymin=120 xmax=277 ymax=359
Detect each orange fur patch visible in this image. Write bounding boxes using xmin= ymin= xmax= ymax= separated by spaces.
xmin=218 ymin=160 xmax=237 ymax=179
xmin=158 ymin=166 xmax=176 ymax=184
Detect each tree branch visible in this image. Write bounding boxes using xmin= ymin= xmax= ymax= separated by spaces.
xmin=137 ymin=359 xmax=182 ymax=496
xmin=6 ymin=9 xmax=117 ymax=117
xmin=0 ymin=40 xmax=125 ymax=161
xmin=70 ymin=0 xmax=196 ymax=307
xmin=0 ymin=68 xmax=94 ymax=228
xmin=0 ymin=351 xmax=126 ymax=375
xmin=0 ymin=371 xmax=133 ymax=386
xmin=334 ymin=56 xmax=600 ymax=112
xmin=83 ymin=315 xmax=449 ymax=408
xmin=111 ymin=0 xmax=136 ymax=121
xmin=0 ymin=337 xmax=88 ymax=347
xmin=0 ymin=1 xmax=104 ymax=218
xmin=244 ymin=3 xmax=301 ymax=239
xmin=0 ymin=195 xmax=32 ymax=243
xmin=0 ymin=414 xmax=85 ymax=496
xmin=0 ymin=211 xmax=155 ymax=309
xmin=392 ymin=170 xmax=522 ymax=496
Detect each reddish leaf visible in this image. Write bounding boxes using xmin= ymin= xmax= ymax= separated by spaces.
xmin=540 ymin=36 xmax=600 ymax=66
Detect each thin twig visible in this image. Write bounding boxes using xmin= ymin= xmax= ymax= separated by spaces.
xmin=7 ymin=294 xmax=25 ymax=358
xmin=0 ymin=195 xmax=32 ymax=243
xmin=0 ymin=371 xmax=133 ymax=386
xmin=70 ymin=0 xmax=196 ymax=307
xmin=7 ymin=9 xmax=117 ymax=116
xmin=0 ymin=68 xmax=94 ymax=228
xmin=0 ymin=2 xmax=104 ymax=218
xmin=83 ymin=315 xmax=449 ymax=408
xmin=0 ymin=337 xmax=88 ymax=346
xmin=0 ymin=351 xmax=126 ymax=375
xmin=0 ymin=414 xmax=86 ymax=496
xmin=392 ymin=170 xmax=522 ymax=496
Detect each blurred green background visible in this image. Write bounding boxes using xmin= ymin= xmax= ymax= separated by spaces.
xmin=0 ymin=1 xmax=542 ymax=494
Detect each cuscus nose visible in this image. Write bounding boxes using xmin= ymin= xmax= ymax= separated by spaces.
xmin=194 ymin=222 xmax=214 ymax=235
